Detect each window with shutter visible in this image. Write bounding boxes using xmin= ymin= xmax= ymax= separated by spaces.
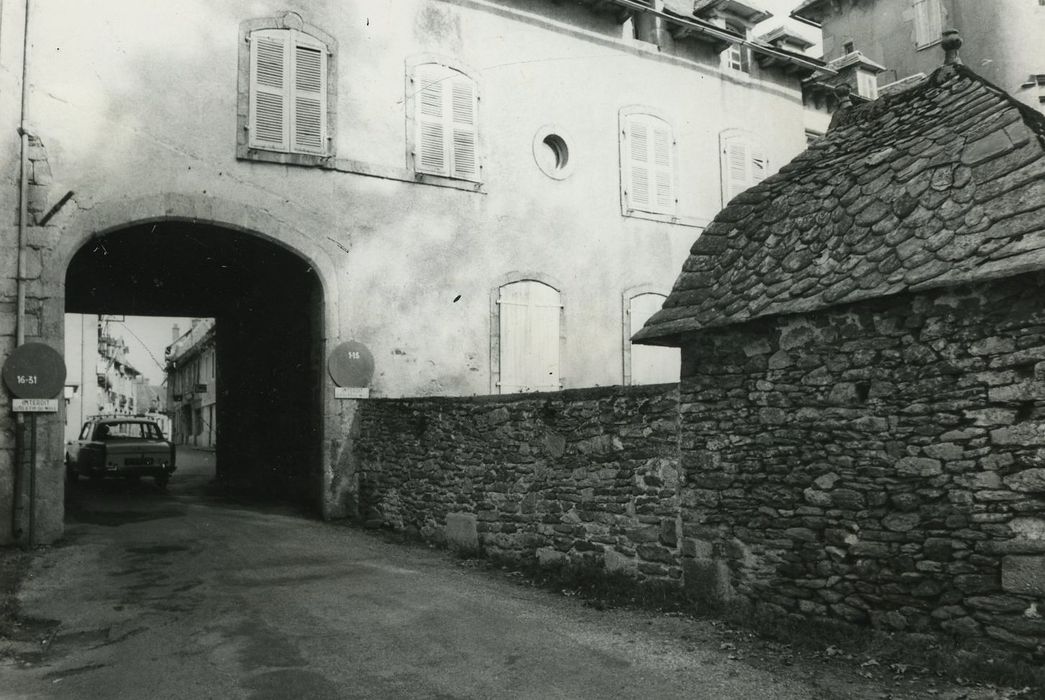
xmin=912 ymin=0 xmax=943 ymax=48
xmin=621 ymin=110 xmax=676 ymax=216
xmin=497 ymin=280 xmax=561 ymax=393
xmin=246 ymin=26 xmax=331 ymax=157
xmin=412 ymin=63 xmax=480 ymax=182
xmin=720 ymin=131 xmax=768 ymax=205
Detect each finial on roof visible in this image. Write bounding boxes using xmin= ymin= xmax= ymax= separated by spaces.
xmin=941 ymin=29 xmax=962 ymax=65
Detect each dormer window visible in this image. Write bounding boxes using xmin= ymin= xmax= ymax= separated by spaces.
xmin=725 ymin=22 xmax=750 ymax=73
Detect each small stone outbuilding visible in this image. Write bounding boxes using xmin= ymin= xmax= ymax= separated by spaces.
xmin=635 ymin=50 xmax=1045 ymax=654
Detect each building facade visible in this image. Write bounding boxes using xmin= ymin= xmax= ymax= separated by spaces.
xmin=63 ymin=314 xmax=156 ymax=442
xmin=793 ymin=0 xmax=1045 ymax=112
xmin=166 ymin=320 xmax=218 ymax=449
xmin=0 ymin=0 xmax=831 ymax=543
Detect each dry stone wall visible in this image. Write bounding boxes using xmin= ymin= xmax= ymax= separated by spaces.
xmin=679 ymin=271 xmax=1045 ymax=656
xmin=353 ymin=384 xmax=682 ymax=582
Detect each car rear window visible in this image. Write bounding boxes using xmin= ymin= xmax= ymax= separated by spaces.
xmin=94 ymin=422 xmax=162 ymax=440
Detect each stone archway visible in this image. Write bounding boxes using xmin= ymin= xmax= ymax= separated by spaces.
xmin=17 ymin=193 xmax=344 ymax=544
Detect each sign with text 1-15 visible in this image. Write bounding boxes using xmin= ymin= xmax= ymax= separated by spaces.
xmin=328 ymin=341 xmax=374 ymax=399
xmin=3 ymin=342 xmax=67 ymax=411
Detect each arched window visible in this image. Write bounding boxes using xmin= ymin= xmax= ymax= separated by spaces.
xmin=408 ymin=59 xmax=480 ymax=182
xmin=623 ymin=290 xmax=679 ymax=385
xmin=492 ymin=278 xmax=563 ymax=393
xmin=239 ymin=14 xmax=336 ymax=161
xmin=619 ymin=107 xmax=677 ymax=216
xmin=720 ymin=129 xmax=767 ymax=205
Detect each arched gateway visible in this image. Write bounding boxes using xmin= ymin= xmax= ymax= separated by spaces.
xmin=9 ymin=194 xmax=343 ymax=544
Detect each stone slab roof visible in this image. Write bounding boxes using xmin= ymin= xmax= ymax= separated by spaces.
xmin=635 ymin=64 xmax=1045 ymax=346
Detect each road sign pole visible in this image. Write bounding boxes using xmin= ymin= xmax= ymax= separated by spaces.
xmin=27 ymin=413 xmax=36 ymax=548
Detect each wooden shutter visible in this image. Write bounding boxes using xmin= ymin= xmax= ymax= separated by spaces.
xmin=415 ymin=65 xmax=449 ymax=176
xmin=449 ymin=75 xmax=478 ymax=180
xmin=624 ymin=113 xmax=674 ymax=214
xmin=498 ymin=281 xmax=561 ymax=393
xmin=653 ymin=123 xmax=674 ymax=211
xmin=249 ymin=30 xmax=290 ymax=151
xmin=628 ymin=293 xmax=679 ymax=385
xmin=290 ymin=34 xmax=326 ymax=154
xmin=627 ymin=117 xmax=651 ymax=209
xmin=913 ymin=0 xmax=942 ymax=47
xmin=415 ymin=64 xmax=480 ymax=181
xmin=721 ymin=134 xmax=767 ymax=204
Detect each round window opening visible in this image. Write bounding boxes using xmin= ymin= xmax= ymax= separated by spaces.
xmin=542 ymin=135 xmax=568 ymax=170
xmin=533 ymin=127 xmax=575 ymax=180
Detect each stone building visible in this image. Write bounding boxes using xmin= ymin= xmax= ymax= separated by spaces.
xmin=793 ymin=0 xmax=1045 ymax=112
xmin=166 ymin=319 xmax=218 ymax=449
xmin=635 ymin=39 xmax=1045 ymax=652
xmin=0 ymin=0 xmax=834 ymax=544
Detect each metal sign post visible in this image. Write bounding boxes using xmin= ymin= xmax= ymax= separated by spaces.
xmin=3 ymin=342 xmax=66 ymax=548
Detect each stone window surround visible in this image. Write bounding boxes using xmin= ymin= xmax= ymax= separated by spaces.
xmin=237 ymin=13 xmax=339 ymax=165
xmin=488 ymin=272 xmax=567 ymax=394
xmin=621 ymin=284 xmax=669 ymax=386
xmin=404 ymin=53 xmax=484 ymax=188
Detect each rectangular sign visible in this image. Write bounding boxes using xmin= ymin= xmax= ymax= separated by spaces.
xmin=12 ymin=398 xmax=59 ymax=413
xmin=334 ymin=387 xmax=370 ymax=400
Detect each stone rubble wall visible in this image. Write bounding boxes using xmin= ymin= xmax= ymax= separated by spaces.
xmin=353 ymin=384 xmax=682 ymax=582
xmin=680 ymin=272 xmax=1045 ymax=655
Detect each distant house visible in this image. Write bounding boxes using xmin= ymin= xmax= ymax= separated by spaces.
xmin=165 ymin=319 xmax=217 ymax=449
xmin=793 ymin=0 xmax=1045 ymax=114
xmin=63 ymin=314 xmax=151 ymax=441
xmin=636 ymin=40 xmax=1045 ymax=651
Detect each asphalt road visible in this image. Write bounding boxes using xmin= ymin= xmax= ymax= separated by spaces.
xmin=0 ymin=448 xmax=997 ymax=699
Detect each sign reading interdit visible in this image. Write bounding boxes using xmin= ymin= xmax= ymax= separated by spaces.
xmin=12 ymin=398 xmax=59 ymax=413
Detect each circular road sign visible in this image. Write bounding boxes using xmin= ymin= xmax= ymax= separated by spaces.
xmin=327 ymin=341 xmax=374 ymax=388
xmin=2 ymin=342 xmax=67 ymax=399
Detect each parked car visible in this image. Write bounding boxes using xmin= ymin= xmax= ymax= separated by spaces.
xmin=66 ymin=416 xmax=176 ymax=487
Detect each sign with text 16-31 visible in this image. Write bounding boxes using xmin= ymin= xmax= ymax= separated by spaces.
xmin=3 ymin=342 xmax=67 ymax=412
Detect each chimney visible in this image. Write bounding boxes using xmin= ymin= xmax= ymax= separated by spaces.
xmin=171 ymin=324 xmax=180 ymax=342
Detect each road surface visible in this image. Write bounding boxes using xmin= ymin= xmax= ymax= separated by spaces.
xmin=0 ymin=448 xmax=1010 ymax=699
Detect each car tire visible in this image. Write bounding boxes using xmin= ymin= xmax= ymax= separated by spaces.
xmin=66 ymin=463 xmax=78 ymax=484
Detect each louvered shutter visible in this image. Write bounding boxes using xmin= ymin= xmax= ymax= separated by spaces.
xmin=625 ymin=114 xmax=674 ymax=215
xmin=652 ymin=123 xmax=674 ymax=211
xmin=498 ymin=281 xmax=561 ymax=393
xmin=249 ymin=30 xmax=290 ymax=151
xmin=415 ymin=65 xmax=449 ymax=176
xmin=626 ymin=116 xmax=651 ymax=210
xmin=751 ymin=145 xmax=767 ymax=185
xmin=449 ymin=75 xmax=478 ymax=180
xmin=290 ymin=33 xmax=326 ymax=154
xmin=723 ymin=138 xmax=750 ymax=204
xmin=414 ymin=64 xmax=480 ymax=181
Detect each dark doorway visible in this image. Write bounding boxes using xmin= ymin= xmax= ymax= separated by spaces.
xmin=65 ymin=222 xmax=325 ymax=510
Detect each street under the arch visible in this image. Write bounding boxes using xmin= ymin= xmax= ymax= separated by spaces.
xmin=64 ymin=222 xmax=325 ymax=509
